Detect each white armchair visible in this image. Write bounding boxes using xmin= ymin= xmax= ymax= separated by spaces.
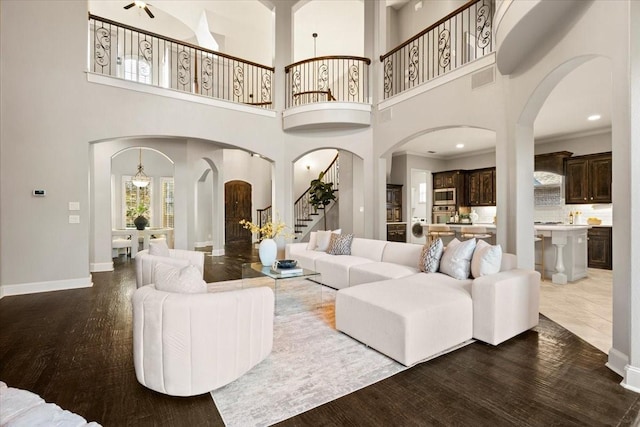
xmin=135 ymin=249 xmax=205 ymax=288
xmin=132 ymin=285 xmax=274 ymax=396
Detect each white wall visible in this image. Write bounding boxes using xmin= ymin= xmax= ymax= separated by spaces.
xmin=535 ymin=131 xmax=612 ymax=156
xmin=389 ymin=0 xmax=467 ymax=47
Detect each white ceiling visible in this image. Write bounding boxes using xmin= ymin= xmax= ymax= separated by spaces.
xmin=88 ymin=1 xmax=611 ymax=159
xmin=398 ymin=57 xmax=612 ymax=159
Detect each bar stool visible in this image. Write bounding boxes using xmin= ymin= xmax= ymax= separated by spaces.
xmin=460 ymin=226 xmax=493 ymax=243
xmin=534 ymin=234 xmax=546 ymax=280
xmin=427 ymin=225 xmax=455 ymax=244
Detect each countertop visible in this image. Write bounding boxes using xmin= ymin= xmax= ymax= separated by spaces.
xmin=387 ymin=222 xmax=407 ymax=225
xmin=534 ymin=224 xmax=591 ymax=231
xmin=423 ymin=223 xmax=496 ymax=229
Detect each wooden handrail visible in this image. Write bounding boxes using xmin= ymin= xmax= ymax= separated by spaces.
xmin=285 ymin=55 xmax=371 ymax=73
xmin=88 ymin=13 xmax=275 ymax=72
xmin=292 ymin=89 xmax=336 ymax=101
xmin=380 ymin=0 xmax=481 ymax=61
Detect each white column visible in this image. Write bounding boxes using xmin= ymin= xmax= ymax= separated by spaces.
xmin=550 ymin=231 xmax=568 ymax=285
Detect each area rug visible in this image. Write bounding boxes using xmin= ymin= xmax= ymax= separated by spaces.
xmin=210 ymin=279 xmax=408 ymax=427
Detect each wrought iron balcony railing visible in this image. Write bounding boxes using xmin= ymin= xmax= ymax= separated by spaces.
xmin=285 ymin=56 xmax=371 ymax=108
xmin=88 ymin=14 xmax=274 ymax=109
xmin=380 ymin=0 xmax=493 ymax=100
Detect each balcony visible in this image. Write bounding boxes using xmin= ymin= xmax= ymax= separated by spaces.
xmin=88 ymin=14 xmax=274 ymax=110
xmin=380 ymin=0 xmax=494 ymax=101
xmin=283 ymin=56 xmax=372 ymax=131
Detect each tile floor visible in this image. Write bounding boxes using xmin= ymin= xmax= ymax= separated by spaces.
xmin=539 ymin=268 xmax=613 ymax=354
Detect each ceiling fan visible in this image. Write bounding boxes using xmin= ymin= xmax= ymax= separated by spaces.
xmin=124 ymin=1 xmax=154 ymax=19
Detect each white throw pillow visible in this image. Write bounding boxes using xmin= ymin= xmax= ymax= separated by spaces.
xmin=154 ymin=263 xmax=207 ymax=294
xmin=471 ymin=239 xmax=503 ymax=278
xmin=439 ymin=238 xmax=477 ymax=280
xmin=419 ymin=238 xmax=444 ymax=273
xmin=306 ymin=232 xmax=318 ymax=250
xmin=315 ymin=229 xmax=341 ymax=252
xmin=149 ymin=240 xmax=170 ymax=257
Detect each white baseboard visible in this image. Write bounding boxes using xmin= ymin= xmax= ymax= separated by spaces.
xmin=0 ymin=275 xmax=93 ymax=299
xmin=607 ymin=347 xmax=629 ymax=377
xmin=622 ymin=364 xmax=640 ymax=393
xmin=90 ymin=262 xmax=114 ymax=272
xmin=211 ymin=248 xmax=225 ymax=256
xmin=194 ymin=241 xmax=213 ymax=248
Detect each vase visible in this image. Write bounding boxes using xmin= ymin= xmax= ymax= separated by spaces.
xmin=134 ymin=215 xmax=148 ymax=230
xmin=259 ymin=238 xmax=277 ymax=267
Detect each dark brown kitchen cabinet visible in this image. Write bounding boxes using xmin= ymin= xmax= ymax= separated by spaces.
xmin=387 ymin=223 xmax=407 ymax=242
xmin=386 ymin=184 xmax=402 ymax=223
xmin=588 ymin=226 xmax=612 ymax=269
xmin=534 ymin=151 xmax=573 ymax=174
xmin=466 ymin=168 xmax=496 ymax=206
xmin=565 ymin=152 xmax=612 ymax=204
xmin=433 ymin=170 xmax=462 ymax=189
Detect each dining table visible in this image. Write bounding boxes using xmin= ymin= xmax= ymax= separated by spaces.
xmin=112 ymin=227 xmax=174 ymax=258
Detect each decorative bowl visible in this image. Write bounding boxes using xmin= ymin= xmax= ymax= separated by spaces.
xmin=274 ymin=259 xmax=298 ymax=269
xmin=587 ymin=218 xmax=602 ymax=225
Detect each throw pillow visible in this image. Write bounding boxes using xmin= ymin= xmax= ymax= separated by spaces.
xmin=149 ymin=240 xmax=170 ymax=257
xmin=154 ymin=263 xmax=207 ymax=294
xmin=306 ymin=232 xmax=318 ymax=250
xmin=326 ymin=233 xmax=354 ymax=255
xmin=471 ymin=239 xmax=503 ymax=278
xmin=419 ymin=238 xmax=444 ymax=273
xmin=439 ymin=238 xmax=477 ymax=280
xmin=315 ymin=229 xmax=341 ymax=252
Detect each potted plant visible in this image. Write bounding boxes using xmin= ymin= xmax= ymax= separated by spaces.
xmin=309 ymin=171 xmax=337 ymax=230
xmin=128 ymin=202 xmax=149 ymax=230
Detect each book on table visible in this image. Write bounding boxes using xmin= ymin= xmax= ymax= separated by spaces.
xmin=271 ymin=267 xmax=303 ymax=276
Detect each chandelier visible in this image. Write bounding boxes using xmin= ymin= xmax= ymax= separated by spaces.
xmin=132 ymin=148 xmax=150 ymax=188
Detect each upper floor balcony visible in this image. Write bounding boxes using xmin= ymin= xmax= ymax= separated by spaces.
xmin=88 ymin=0 xmax=498 ymax=130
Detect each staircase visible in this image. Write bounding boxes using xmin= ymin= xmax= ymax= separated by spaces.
xmin=257 ymin=154 xmax=339 ymax=240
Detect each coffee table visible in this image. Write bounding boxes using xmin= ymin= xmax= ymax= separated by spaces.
xmin=241 ymin=263 xmax=323 ymax=315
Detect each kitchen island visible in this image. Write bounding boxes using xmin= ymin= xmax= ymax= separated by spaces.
xmin=534 ymin=224 xmax=591 ymax=284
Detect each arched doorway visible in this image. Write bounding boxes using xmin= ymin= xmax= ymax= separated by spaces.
xmin=225 ymin=180 xmax=252 ymax=245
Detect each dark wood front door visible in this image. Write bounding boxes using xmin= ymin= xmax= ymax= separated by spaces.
xmin=225 ymin=180 xmax=252 ymax=245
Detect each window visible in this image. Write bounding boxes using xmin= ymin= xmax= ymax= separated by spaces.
xmin=161 ymin=177 xmax=175 ymax=228
xmin=123 ymin=176 xmax=152 ymax=228
xmin=124 ymin=57 xmax=152 ymax=84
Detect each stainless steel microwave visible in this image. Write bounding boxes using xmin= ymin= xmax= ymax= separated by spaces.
xmin=434 ymin=188 xmax=456 ymax=205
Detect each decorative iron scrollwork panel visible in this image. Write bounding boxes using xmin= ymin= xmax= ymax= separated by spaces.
xmin=317 ymin=64 xmax=328 ymax=91
xmin=476 ymin=1 xmax=492 ymax=49
xmin=202 ymin=57 xmax=213 ymax=91
xmin=177 ymin=50 xmax=190 ymax=86
xmin=438 ymin=29 xmax=451 ymax=69
xmin=383 ymin=59 xmax=393 ymax=94
xmin=94 ymin=27 xmax=111 ymax=68
xmin=233 ymin=65 xmax=244 ymax=98
xmin=261 ymin=73 xmax=271 ymax=104
xmin=292 ymin=69 xmax=301 ymax=105
xmin=348 ymin=64 xmax=359 ymax=97
xmin=408 ymin=44 xmax=419 ymax=83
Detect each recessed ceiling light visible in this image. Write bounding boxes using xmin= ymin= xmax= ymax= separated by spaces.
xmin=588 ymin=114 xmax=601 ymax=121
xmin=456 ymin=143 xmax=464 ymax=149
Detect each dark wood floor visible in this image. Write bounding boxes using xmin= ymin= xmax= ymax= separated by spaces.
xmin=1 ymin=244 xmax=639 ymax=426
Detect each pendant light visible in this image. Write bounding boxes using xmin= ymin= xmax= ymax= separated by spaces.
xmin=132 ymin=148 xmax=150 ymax=188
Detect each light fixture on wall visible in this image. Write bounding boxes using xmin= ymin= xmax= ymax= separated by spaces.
xmin=132 ymin=148 xmax=150 ymax=188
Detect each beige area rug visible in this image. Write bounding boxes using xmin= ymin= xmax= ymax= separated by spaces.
xmin=209 ymin=278 xmax=408 ymax=427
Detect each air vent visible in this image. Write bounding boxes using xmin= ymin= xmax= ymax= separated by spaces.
xmin=471 ymin=66 xmax=495 ymax=89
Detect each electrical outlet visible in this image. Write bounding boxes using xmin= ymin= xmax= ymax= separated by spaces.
xmin=69 ymin=215 xmax=80 ymax=224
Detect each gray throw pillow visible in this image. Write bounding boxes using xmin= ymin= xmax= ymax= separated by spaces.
xmin=326 ymin=233 xmax=353 ymax=255
xmin=439 ymin=238 xmax=477 ymax=280
xmin=419 ymin=238 xmax=444 ymax=273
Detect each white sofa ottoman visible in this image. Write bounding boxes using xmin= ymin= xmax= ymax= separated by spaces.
xmin=336 ymin=273 xmax=473 ymax=366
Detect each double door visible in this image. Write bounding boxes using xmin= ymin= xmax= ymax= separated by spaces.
xmin=466 ymin=168 xmax=495 ymax=206
xmin=565 ymin=153 xmax=612 ymax=204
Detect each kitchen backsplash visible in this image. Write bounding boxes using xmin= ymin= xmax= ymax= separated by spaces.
xmin=534 ymin=204 xmax=613 ymax=225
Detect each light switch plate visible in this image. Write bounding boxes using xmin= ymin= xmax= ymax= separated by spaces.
xmin=69 ymin=202 xmax=80 ymax=211
xmin=69 ymin=215 xmax=80 ymax=224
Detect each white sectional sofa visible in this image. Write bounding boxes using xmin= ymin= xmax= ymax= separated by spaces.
xmin=285 ymin=237 xmax=540 ymax=366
